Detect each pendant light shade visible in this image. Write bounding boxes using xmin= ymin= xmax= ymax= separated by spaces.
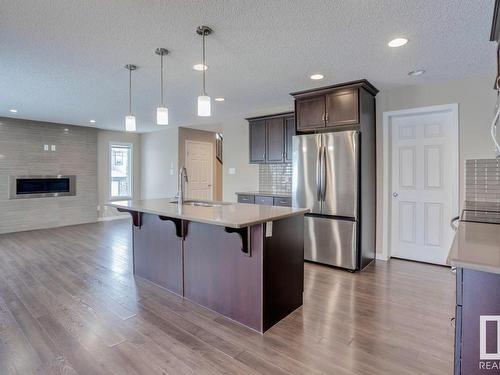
xmin=157 ymin=106 xmax=169 ymax=125
xmin=155 ymin=48 xmax=169 ymax=125
xmin=197 ymin=95 xmax=211 ymax=117
xmin=196 ymin=26 xmax=212 ymax=117
xmin=125 ymin=115 xmax=136 ymax=132
xmin=124 ymin=64 xmax=137 ymax=132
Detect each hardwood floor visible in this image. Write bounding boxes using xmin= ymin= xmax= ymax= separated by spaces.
xmin=0 ymin=220 xmax=455 ymax=375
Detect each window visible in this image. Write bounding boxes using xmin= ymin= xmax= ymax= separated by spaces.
xmin=110 ymin=143 xmax=132 ymax=199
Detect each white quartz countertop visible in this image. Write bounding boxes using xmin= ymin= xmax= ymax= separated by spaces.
xmin=108 ymin=198 xmax=309 ymax=228
xmin=447 ymin=221 xmax=500 ymax=274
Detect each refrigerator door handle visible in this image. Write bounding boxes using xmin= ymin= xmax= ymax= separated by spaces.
xmin=316 ymin=144 xmax=322 ymax=201
xmin=321 ymin=146 xmax=327 ymax=201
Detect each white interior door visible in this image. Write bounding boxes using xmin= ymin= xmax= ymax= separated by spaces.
xmin=390 ymin=107 xmax=458 ymax=265
xmin=185 ymin=140 xmax=213 ymax=200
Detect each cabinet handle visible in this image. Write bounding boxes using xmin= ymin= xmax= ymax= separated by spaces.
xmin=322 ymin=113 xmax=325 ymax=122
xmin=262 ymin=153 xmax=265 ymax=159
xmin=325 ymin=112 xmax=329 ymax=122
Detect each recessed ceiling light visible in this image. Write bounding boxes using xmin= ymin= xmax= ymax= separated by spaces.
xmin=9 ymin=109 xmax=18 ymax=113
xmin=90 ymin=119 xmax=96 ymax=123
xmin=408 ymin=69 xmax=425 ymax=76
xmin=193 ymin=64 xmax=208 ymax=71
xmin=388 ymin=38 xmax=408 ymax=48
xmin=215 ymin=97 xmax=225 ymax=102
xmin=310 ymin=74 xmax=324 ymax=80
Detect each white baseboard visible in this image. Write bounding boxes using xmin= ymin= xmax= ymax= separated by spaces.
xmin=97 ymin=215 xmax=129 ymax=222
xmin=376 ymin=253 xmax=389 ymax=261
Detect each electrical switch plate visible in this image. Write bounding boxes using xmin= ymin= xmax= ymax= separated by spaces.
xmin=51 ymin=145 xmax=56 ymax=151
xmin=228 ymin=168 xmax=236 ymax=175
xmin=265 ymin=221 xmax=273 ymax=237
xmin=44 ymin=144 xmax=49 ymax=151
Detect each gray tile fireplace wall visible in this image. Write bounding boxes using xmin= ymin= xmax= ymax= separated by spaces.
xmin=259 ymin=163 xmax=292 ymax=194
xmin=465 ymin=159 xmax=500 ymax=203
xmin=0 ymin=117 xmax=98 ymax=234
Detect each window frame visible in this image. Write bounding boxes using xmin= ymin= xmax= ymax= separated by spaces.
xmin=109 ymin=142 xmax=133 ymax=201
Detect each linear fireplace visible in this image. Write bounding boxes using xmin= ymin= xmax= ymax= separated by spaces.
xmin=9 ymin=175 xmax=76 ymax=199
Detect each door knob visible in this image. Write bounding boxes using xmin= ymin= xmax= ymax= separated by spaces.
xmin=393 ymin=192 xmax=399 ymax=197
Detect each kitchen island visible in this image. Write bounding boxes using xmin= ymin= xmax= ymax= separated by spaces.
xmin=448 ymin=205 xmax=500 ymax=375
xmin=108 ymin=198 xmax=309 ymax=332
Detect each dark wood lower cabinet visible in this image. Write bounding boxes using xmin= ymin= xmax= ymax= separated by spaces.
xmin=237 ymin=193 xmax=292 ymax=207
xmin=455 ymin=267 xmax=500 ymax=374
xmin=132 ymin=212 xmax=304 ymax=332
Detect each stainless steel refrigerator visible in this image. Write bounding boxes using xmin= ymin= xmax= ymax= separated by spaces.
xmin=292 ymin=131 xmax=372 ymax=270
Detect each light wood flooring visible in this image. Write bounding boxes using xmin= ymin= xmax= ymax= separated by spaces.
xmin=0 ymin=219 xmax=455 ymax=375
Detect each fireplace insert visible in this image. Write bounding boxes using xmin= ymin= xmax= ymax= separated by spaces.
xmin=9 ymin=175 xmax=76 ymax=199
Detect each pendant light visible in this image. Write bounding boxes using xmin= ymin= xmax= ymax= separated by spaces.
xmin=155 ymin=48 xmax=169 ymax=125
xmin=196 ymin=26 xmax=212 ymax=117
xmin=124 ymin=64 xmax=137 ymax=132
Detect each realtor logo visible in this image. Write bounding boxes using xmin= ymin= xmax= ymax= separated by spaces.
xmin=480 ymin=316 xmax=500 ymax=360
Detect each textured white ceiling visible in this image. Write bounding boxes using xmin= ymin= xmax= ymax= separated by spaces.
xmin=0 ymin=0 xmax=496 ymax=132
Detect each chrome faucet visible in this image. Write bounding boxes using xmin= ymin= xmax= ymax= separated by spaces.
xmin=177 ymin=166 xmax=188 ymax=211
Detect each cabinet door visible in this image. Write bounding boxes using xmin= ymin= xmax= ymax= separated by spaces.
xmin=296 ymin=96 xmax=325 ymax=131
xmin=266 ymin=117 xmax=285 ymax=163
xmin=285 ymin=116 xmax=295 ymax=163
xmin=249 ymin=120 xmax=266 ymax=163
xmin=325 ymin=89 xmax=359 ymax=127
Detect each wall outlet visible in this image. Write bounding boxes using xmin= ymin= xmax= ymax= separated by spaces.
xmin=228 ymin=167 xmax=236 ymax=175
xmin=44 ymin=144 xmax=49 ymax=151
xmin=51 ymin=145 xmax=56 ymax=151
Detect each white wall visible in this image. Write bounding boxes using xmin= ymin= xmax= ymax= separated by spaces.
xmin=375 ymin=74 xmax=498 ymax=258
xmin=97 ymin=130 xmax=141 ymax=218
xmin=219 ymin=118 xmax=259 ymax=202
xmin=140 ymin=127 xmax=179 ymax=199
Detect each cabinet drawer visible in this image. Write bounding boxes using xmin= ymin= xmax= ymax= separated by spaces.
xmin=273 ymin=197 xmax=292 ymax=207
xmin=255 ymin=196 xmax=274 ymax=206
xmin=237 ymin=195 xmax=255 ymax=204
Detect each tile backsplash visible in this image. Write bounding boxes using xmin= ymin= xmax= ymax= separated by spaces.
xmin=259 ymin=164 xmax=292 ymax=194
xmin=465 ymin=159 xmax=500 ymax=203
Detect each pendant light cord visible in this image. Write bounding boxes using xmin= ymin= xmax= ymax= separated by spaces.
xmin=202 ymin=32 xmax=206 ymax=95
xmin=129 ymin=67 xmax=132 ymax=115
xmin=160 ymin=54 xmax=164 ymax=106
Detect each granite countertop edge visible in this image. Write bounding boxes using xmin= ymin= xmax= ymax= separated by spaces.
xmin=107 ymin=199 xmax=308 ymax=229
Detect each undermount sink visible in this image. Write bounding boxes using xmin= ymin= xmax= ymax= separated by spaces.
xmin=169 ymin=199 xmax=229 ymax=208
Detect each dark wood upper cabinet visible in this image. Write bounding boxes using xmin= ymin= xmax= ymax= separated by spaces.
xmin=285 ymin=116 xmax=295 ymax=163
xmin=490 ymin=0 xmax=500 ymax=89
xmin=326 ymin=89 xmax=359 ymax=127
xmin=247 ymin=112 xmax=294 ymax=165
xmin=296 ymin=96 xmax=325 ymax=131
xmin=249 ymin=119 xmax=266 ymax=163
xmin=266 ymin=118 xmax=285 ymax=162
xmin=291 ymin=80 xmax=378 ymax=132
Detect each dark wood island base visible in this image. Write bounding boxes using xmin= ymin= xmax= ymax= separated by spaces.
xmin=119 ymin=210 xmax=304 ymax=333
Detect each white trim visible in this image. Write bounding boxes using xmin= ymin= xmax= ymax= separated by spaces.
xmin=109 ymin=141 xmax=134 ymax=201
xmin=185 ymin=140 xmax=214 ymax=200
xmin=380 ymin=103 xmax=459 ymax=261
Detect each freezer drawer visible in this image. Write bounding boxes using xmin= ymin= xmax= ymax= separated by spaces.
xmin=304 ymin=216 xmax=357 ymax=270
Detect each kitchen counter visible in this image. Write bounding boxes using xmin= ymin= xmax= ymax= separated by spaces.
xmin=447 ymin=220 xmax=500 ymax=274
xmin=109 ymin=198 xmax=308 ymax=228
